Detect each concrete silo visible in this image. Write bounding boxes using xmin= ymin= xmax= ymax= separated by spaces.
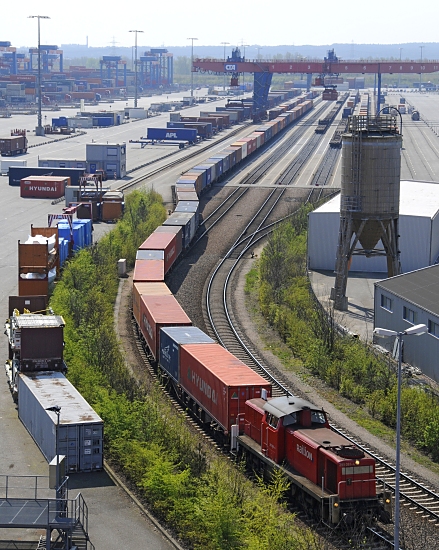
xmin=331 ymin=115 xmax=402 ymax=310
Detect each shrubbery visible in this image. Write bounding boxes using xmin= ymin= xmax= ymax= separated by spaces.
xmin=250 ymin=212 xmax=439 ymax=462
xmin=50 ymin=189 xmax=320 ymax=549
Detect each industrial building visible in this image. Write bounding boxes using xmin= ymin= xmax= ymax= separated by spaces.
xmin=374 ymin=264 xmax=439 ymax=383
xmin=308 ymin=181 xmax=439 ymax=274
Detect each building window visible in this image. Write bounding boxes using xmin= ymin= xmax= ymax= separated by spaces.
xmin=107 ymin=147 xmax=117 ymax=156
xmin=428 ymin=320 xmax=439 ymax=338
xmin=403 ymin=306 xmax=416 ymax=324
xmin=381 ymin=294 xmax=393 ymax=312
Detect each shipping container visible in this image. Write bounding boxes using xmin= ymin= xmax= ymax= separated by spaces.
xmin=159 ymin=326 xmax=214 ymax=382
xmin=8 ymin=313 xmax=65 ymax=371
xmin=176 ymin=190 xmax=199 ymax=202
xmin=139 ymin=294 xmax=191 ymax=360
xmin=8 ymin=295 xmax=48 ymax=317
xmin=133 ymin=259 xmax=165 ymax=283
xmin=132 ymin=282 xmax=171 ymax=327
xmin=0 ymin=135 xmax=28 ymax=156
xmin=179 ymin=343 xmax=272 ymax=433
xmin=206 ymin=157 xmax=223 ymax=177
xmin=20 ymin=175 xmax=68 ymax=199
xmin=175 ymin=200 xmax=199 ymax=216
xmin=163 ymin=212 xmax=197 ymax=248
xmin=0 ymin=159 xmax=27 ymax=175
xmin=18 ymin=372 xmax=103 ymax=472
xmin=147 ymin=127 xmax=197 ymax=143
xmin=9 ymin=166 xmax=85 ymax=187
xmin=139 ymin=231 xmax=180 ymax=274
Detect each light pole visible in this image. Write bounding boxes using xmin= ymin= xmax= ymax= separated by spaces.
xmin=399 ymin=48 xmax=403 ymax=88
xmin=46 ymin=405 xmax=61 ymax=503
xmin=373 ymin=323 xmax=427 ymax=550
xmin=220 ymin=42 xmax=230 ymax=92
xmin=187 ymin=37 xmax=198 ymax=99
xmin=242 ymin=44 xmax=249 ymax=95
xmin=28 ymin=15 xmax=50 ymax=137
xmin=419 ymin=46 xmax=424 ymax=92
xmin=129 ymin=30 xmax=143 ymax=108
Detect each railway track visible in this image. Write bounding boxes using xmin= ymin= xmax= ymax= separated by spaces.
xmin=197 ymin=185 xmax=439 ymax=544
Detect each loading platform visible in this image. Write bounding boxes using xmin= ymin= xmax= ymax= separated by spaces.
xmin=0 ymin=475 xmax=94 ymax=550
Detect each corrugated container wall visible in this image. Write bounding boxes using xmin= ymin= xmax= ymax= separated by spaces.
xmin=18 ymin=372 xmax=103 ymax=472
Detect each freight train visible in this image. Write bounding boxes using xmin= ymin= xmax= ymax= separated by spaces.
xmin=130 ymin=91 xmax=392 ymax=528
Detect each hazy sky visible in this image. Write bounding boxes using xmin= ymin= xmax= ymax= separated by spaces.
xmin=3 ymin=0 xmax=439 ymax=50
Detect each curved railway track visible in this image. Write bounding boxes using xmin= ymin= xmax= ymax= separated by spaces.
xmin=197 ymin=185 xmax=439 ymax=543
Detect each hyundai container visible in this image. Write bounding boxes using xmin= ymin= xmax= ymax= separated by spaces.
xmin=179 ymin=343 xmax=272 ymax=433
xmin=139 ymin=294 xmax=191 ymax=360
xmin=18 ymin=372 xmax=103 ymax=472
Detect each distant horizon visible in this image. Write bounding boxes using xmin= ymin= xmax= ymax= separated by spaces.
xmin=4 ymin=0 xmax=439 ymax=50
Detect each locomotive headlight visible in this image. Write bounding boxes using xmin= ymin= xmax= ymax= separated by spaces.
xmin=385 ymin=498 xmax=391 ymax=504
xmin=355 ymin=459 xmax=360 ymax=466
xmin=333 ymin=502 xmax=339 ymax=508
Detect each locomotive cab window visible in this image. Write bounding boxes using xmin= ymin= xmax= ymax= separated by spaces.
xmin=266 ymin=413 xmax=279 ymax=428
xmin=311 ymin=411 xmax=326 ymax=424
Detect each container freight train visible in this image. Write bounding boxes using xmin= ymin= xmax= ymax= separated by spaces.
xmin=129 ymin=90 xmax=392 ymax=528
xmin=4 ymin=299 xmax=103 ymax=473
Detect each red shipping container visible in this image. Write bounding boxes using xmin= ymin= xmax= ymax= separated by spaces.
xmin=175 ymin=182 xmax=197 ymax=193
xmin=139 ymin=294 xmax=191 ymax=360
xmin=20 ymin=176 xmax=68 ymax=199
xmin=133 ymin=259 xmax=165 ymax=283
xmin=154 ymin=225 xmax=183 ymax=243
xmin=139 ymin=231 xmax=181 ymax=275
xmin=179 ymin=172 xmax=202 ymax=194
xmin=179 ymin=343 xmax=272 ymax=433
xmin=132 ymin=282 xmax=171 ymax=327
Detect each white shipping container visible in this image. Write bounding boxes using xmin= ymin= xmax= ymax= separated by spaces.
xmin=1 ymin=159 xmax=27 ymax=175
xmin=18 ymin=371 xmax=103 ymax=472
xmin=128 ymin=108 xmax=147 ymax=119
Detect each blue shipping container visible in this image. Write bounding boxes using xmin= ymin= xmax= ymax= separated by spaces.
xmin=159 ymin=326 xmax=214 ymax=382
xmin=147 ymin=127 xmax=197 ymax=142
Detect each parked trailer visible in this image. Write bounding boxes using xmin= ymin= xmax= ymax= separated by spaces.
xmin=0 ymin=159 xmax=27 ymax=175
xmin=146 ymin=127 xmax=198 ymax=144
xmin=0 ymin=135 xmax=28 ymax=156
xmin=17 ymin=371 xmax=103 ymax=472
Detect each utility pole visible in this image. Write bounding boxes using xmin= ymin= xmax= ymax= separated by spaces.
xmin=221 ymin=41 xmax=230 ymax=92
xmin=187 ymin=38 xmax=198 ymax=99
xmin=28 ymin=15 xmax=50 ymax=136
xmin=129 ymin=30 xmax=144 ymax=108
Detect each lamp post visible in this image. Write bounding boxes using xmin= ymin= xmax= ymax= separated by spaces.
xmin=399 ymin=48 xmax=403 ymax=88
xmin=419 ymin=45 xmax=424 ymax=92
xmin=45 ymin=405 xmax=61 ymax=503
xmin=373 ymin=323 xmax=427 ymax=550
xmin=220 ymin=42 xmax=230 ymax=92
xmin=28 ymin=15 xmax=50 ymax=137
xmin=129 ymin=30 xmax=143 ymax=108
xmin=242 ymin=44 xmax=250 ymax=95
xmin=187 ymin=37 xmax=198 ymax=99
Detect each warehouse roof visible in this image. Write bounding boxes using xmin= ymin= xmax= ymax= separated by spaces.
xmin=375 ymin=264 xmax=439 ymax=316
xmin=315 ymin=181 xmax=439 ymax=218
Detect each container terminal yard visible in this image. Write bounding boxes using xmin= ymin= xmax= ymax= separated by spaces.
xmin=1 ymin=46 xmax=439 ymax=548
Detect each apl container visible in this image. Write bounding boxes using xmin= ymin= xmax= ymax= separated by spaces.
xmin=20 ymin=176 xmax=68 ymax=199
xmin=18 ymin=371 xmax=103 ymax=472
xmin=139 ymin=294 xmax=191 ymax=360
xmin=159 ymin=326 xmax=214 ymax=382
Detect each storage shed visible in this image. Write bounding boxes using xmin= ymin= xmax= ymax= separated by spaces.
xmin=374 ymin=264 xmax=439 ymax=383
xmin=308 ymin=182 xmax=439 ymax=273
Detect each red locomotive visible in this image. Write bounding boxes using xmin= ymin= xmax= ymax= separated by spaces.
xmin=238 ymin=395 xmax=392 ymax=526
